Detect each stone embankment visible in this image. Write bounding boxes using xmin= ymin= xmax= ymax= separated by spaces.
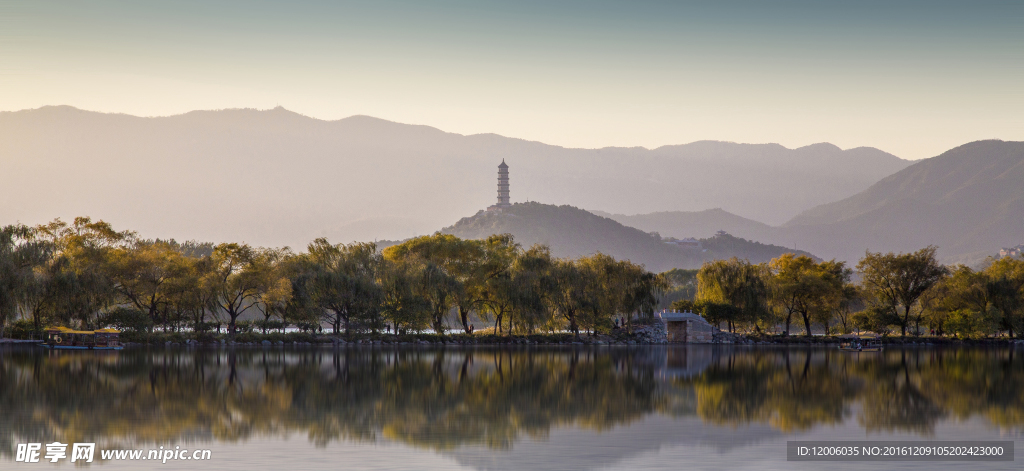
xmin=16 ymin=330 xmax=1024 ymax=349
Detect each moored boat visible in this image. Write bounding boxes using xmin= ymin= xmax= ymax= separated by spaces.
xmin=837 ymin=334 xmax=883 ymax=352
xmin=39 ymin=326 xmax=124 ymax=350
xmin=838 ymin=342 xmax=882 ymax=352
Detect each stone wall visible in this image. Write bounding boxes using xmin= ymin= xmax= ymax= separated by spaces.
xmin=666 ymin=321 xmax=687 ymax=342
xmin=658 ymin=311 xmax=715 ymax=344
xmin=682 ymin=319 xmax=714 ymax=343
xmin=633 ymin=322 xmax=668 ymax=344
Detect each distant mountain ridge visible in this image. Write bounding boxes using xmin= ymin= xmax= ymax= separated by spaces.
xmin=611 ymin=140 xmax=1024 ymax=266
xmin=780 ymin=139 xmax=1024 ymax=265
xmin=592 ymin=208 xmax=778 ymax=244
xmin=0 ymin=106 xmax=909 ymax=248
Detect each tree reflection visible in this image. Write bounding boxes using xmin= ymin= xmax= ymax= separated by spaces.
xmin=1 ymin=346 xmax=1023 ymax=460
xmin=680 ymin=347 xmax=1024 ymax=435
xmin=688 ymin=349 xmax=856 ymax=432
xmin=0 ymin=348 xmax=663 ymax=457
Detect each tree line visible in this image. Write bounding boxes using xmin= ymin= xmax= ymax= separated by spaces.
xmin=4 ymin=218 xmax=1021 ymax=340
xmin=0 ymin=218 xmax=666 ymax=339
xmin=673 ymin=246 xmax=1024 ymax=338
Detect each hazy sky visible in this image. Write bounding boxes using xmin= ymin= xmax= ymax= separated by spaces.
xmin=2 ymin=0 xmax=1022 ymax=159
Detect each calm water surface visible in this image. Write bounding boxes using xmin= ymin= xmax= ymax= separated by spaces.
xmin=2 ymin=345 xmax=1022 ymax=470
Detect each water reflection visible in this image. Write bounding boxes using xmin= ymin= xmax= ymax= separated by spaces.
xmin=677 ymin=348 xmax=1024 ymax=435
xmin=1 ymin=346 xmax=1022 ymax=463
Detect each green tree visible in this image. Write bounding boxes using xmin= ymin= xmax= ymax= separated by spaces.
xmin=206 ymin=243 xmax=267 ymax=335
xmin=829 ymin=283 xmax=862 ymax=335
xmin=983 ymin=256 xmax=1024 ymax=338
xmin=252 ymin=248 xmax=295 ymax=333
xmin=696 ymin=258 xmax=770 ymax=333
xmin=921 ymin=265 xmax=992 ymax=337
xmin=166 ymin=254 xmax=217 ymax=334
xmin=769 ymin=255 xmax=852 ymax=336
xmin=303 ymin=239 xmax=381 ymax=336
xmin=616 ymin=261 xmax=667 ymax=333
xmin=851 ymin=305 xmax=899 ymax=335
xmin=0 ymin=224 xmax=52 ymax=338
xmin=382 ymin=233 xmax=517 ymax=334
xmin=857 ymin=246 xmax=948 ymax=337
xmin=105 ymin=240 xmax=193 ymax=326
xmin=383 ymin=235 xmax=471 ymax=334
xmin=547 ymin=259 xmax=596 ymax=338
xmin=489 ymin=244 xmax=553 ymax=336
xmin=378 ymin=257 xmax=431 ymax=333
xmin=31 ymin=217 xmax=134 ymax=330
xmin=659 ymin=268 xmax=698 ymax=310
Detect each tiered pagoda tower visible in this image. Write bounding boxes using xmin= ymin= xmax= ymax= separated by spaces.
xmin=488 ymin=160 xmax=511 ymax=211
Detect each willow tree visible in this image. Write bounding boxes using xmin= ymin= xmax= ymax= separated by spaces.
xmin=579 ymin=253 xmax=666 ymax=334
xmin=921 ymin=265 xmax=991 ymax=337
xmin=0 ymin=224 xmax=52 ymax=338
xmin=577 ymin=253 xmax=618 ymax=335
xmin=383 ymin=235 xmax=463 ymax=332
xmin=548 ymin=258 xmax=598 ymax=338
xmin=29 ymin=217 xmax=134 ymax=329
xmin=857 ymin=246 xmax=948 ymax=337
xmin=105 ymin=240 xmax=194 ymax=326
xmin=205 ymin=243 xmax=283 ymax=335
xmin=165 ymin=253 xmax=217 ymax=334
xmin=382 ymin=233 xmax=517 ymax=334
xmin=626 ymin=270 xmax=667 ymax=325
xmin=696 ymin=257 xmax=771 ymax=333
xmin=303 ymin=239 xmax=380 ymax=336
xmin=769 ymin=254 xmax=851 ymax=336
xmin=485 ymin=244 xmax=552 ymax=336
xmin=984 ymin=255 xmax=1024 ymax=338
xmin=253 ymin=248 xmax=295 ymax=333
xmin=378 ymin=257 xmax=431 ymax=333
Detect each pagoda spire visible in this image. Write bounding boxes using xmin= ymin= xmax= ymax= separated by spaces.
xmin=488 ymin=160 xmax=511 ymax=211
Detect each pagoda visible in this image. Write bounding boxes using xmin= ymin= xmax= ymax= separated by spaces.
xmin=487 ymin=160 xmax=511 ymax=211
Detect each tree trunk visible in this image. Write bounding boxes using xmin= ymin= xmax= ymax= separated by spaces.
xmin=459 ymin=306 xmax=471 ymax=333
xmin=802 ymin=313 xmax=812 ymax=337
xmin=432 ymin=311 xmax=445 ymax=335
xmin=901 ymin=304 xmax=909 ymax=337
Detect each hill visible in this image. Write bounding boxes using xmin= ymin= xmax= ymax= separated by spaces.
xmin=0 ymin=106 xmax=909 ymax=248
xmin=592 ymin=208 xmax=777 ymax=243
xmin=781 ymin=140 xmax=1024 ymax=265
xmin=440 ymin=203 xmax=814 ymax=272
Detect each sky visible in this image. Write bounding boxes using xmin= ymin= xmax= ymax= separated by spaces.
xmin=1 ymin=0 xmax=1022 ymax=160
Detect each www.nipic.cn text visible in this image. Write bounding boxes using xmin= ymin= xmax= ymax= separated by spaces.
xmin=15 ymin=443 xmax=212 ymax=464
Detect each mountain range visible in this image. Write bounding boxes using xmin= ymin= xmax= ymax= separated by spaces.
xmin=604 ymin=140 xmax=1024 ymax=266
xmin=0 ymin=106 xmax=908 ymax=248
xmin=4 ymin=106 xmax=1018 ymax=269
xmin=591 ymin=208 xmax=777 ymax=243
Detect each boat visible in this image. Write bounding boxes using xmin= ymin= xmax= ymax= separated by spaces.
xmin=839 ymin=342 xmax=882 ymax=352
xmin=837 ymin=334 xmax=882 ymax=352
xmin=39 ymin=326 xmax=124 ymax=350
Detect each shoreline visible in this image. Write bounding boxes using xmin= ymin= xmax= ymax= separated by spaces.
xmin=5 ymin=334 xmax=1023 ymax=349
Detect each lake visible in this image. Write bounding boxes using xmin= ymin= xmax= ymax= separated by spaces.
xmin=1 ymin=345 xmax=1022 ymax=470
